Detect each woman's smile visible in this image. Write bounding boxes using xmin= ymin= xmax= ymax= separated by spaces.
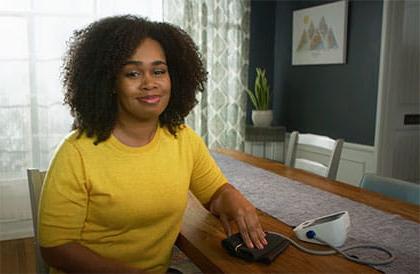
xmin=136 ymin=95 xmax=161 ymax=104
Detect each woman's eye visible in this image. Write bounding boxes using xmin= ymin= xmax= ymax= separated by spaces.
xmin=126 ymin=71 xmax=141 ymax=78
xmin=154 ymin=69 xmax=166 ymax=76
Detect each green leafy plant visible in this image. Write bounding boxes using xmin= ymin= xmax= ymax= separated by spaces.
xmin=246 ymin=68 xmax=270 ymax=110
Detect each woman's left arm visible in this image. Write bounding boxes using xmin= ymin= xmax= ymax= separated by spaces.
xmin=207 ymin=184 xmax=268 ymax=249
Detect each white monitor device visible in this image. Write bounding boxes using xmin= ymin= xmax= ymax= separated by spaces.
xmin=293 ymin=211 xmax=350 ymax=247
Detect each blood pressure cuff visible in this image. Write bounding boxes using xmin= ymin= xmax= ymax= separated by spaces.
xmin=221 ymin=232 xmax=290 ymax=264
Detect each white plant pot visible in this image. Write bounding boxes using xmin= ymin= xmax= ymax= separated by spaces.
xmin=252 ymin=110 xmax=273 ymax=127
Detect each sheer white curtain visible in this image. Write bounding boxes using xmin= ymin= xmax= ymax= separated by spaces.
xmin=0 ymin=0 xmax=163 ymax=240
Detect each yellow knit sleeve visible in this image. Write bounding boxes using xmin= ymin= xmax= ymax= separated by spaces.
xmin=38 ymin=139 xmax=88 ymax=247
xmin=189 ymin=130 xmax=227 ymax=205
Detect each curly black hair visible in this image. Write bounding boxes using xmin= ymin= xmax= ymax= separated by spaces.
xmin=62 ymin=15 xmax=207 ymax=144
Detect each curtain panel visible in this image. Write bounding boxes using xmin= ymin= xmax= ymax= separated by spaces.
xmin=163 ymin=0 xmax=250 ymax=150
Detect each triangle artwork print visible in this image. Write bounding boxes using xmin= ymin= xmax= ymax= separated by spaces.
xmin=292 ymin=0 xmax=348 ymax=65
xmin=296 ymin=15 xmax=339 ymax=53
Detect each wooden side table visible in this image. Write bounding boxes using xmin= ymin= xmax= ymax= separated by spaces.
xmin=245 ymin=125 xmax=286 ymax=162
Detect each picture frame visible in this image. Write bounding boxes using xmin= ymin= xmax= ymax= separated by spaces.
xmin=292 ymin=0 xmax=348 ymax=65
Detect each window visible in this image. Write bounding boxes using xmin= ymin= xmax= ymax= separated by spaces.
xmin=0 ymin=0 xmax=163 ymax=240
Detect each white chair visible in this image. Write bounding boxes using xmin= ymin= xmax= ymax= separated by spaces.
xmin=27 ymin=169 xmax=49 ymax=274
xmin=285 ymin=131 xmax=344 ymax=180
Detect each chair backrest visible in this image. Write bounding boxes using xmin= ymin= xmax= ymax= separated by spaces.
xmin=360 ymin=173 xmax=420 ymax=205
xmin=285 ymin=131 xmax=344 ymax=180
xmin=27 ymin=169 xmax=49 ymax=274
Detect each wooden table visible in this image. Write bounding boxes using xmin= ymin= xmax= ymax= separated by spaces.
xmin=176 ymin=148 xmax=420 ymax=274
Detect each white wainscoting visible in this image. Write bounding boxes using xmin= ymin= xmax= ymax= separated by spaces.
xmin=245 ymin=137 xmax=376 ymax=187
xmin=0 ymin=180 xmax=34 ymax=241
xmin=244 ymin=141 xmax=285 ymax=162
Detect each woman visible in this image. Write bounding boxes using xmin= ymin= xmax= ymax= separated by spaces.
xmin=39 ymin=15 xmax=266 ymax=274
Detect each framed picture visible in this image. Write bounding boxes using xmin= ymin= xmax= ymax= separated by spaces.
xmin=292 ymin=0 xmax=348 ymax=65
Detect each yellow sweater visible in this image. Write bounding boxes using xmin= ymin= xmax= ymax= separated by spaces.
xmin=38 ymin=125 xmax=227 ymax=273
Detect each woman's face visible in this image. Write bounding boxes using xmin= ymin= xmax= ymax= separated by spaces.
xmin=115 ymin=38 xmax=171 ymax=124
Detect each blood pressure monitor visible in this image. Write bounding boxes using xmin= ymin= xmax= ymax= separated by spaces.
xmin=293 ymin=211 xmax=350 ymax=247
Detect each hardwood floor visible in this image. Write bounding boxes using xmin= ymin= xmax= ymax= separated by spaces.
xmin=0 ymin=237 xmax=36 ymax=274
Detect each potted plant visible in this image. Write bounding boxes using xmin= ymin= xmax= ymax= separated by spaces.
xmin=246 ymin=67 xmax=273 ymax=127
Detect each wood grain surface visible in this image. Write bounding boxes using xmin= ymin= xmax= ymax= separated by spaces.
xmin=176 ymin=148 xmax=420 ymax=273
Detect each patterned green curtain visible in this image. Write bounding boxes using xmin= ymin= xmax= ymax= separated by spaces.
xmin=163 ymin=0 xmax=250 ymax=150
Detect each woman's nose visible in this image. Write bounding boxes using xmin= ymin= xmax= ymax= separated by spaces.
xmin=141 ymin=73 xmax=156 ymax=90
